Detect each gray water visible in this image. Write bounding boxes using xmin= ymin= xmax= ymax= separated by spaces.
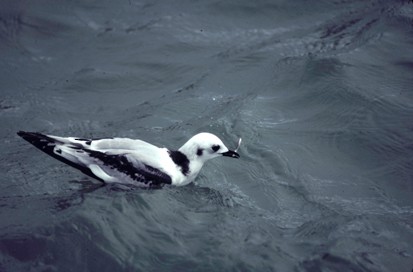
xmin=1 ymin=0 xmax=413 ymax=271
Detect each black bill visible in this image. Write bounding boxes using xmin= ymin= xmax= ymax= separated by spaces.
xmin=222 ymin=150 xmax=240 ymax=159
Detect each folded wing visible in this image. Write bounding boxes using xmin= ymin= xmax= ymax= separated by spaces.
xmin=17 ymin=131 xmax=173 ymax=186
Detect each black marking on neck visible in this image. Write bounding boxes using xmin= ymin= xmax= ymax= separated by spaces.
xmin=197 ymin=148 xmax=203 ymax=156
xmin=169 ymin=150 xmax=190 ymax=176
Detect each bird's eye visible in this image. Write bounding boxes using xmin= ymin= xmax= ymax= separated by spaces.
xmin=197 ymin=148 xmax=203 ymax=156
xmin=212 ymin=145 xmax=220 ymax=152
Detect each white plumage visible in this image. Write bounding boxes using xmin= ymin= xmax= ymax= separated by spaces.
xmin=17 ymin=131 xmax=240 ymax=187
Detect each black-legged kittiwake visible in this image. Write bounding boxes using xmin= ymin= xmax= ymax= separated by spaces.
xmin=17 ymin=131 xmax=241 ymax=187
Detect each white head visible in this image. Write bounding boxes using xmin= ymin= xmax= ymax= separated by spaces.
xmin=178 ymin=132 xmax=240 ymax=163
xmin=176 ymin=133 xmax=239 ymax=184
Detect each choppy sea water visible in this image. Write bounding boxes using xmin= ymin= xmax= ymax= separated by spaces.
xmin=1 ymin=0 xmax=413 ymax=271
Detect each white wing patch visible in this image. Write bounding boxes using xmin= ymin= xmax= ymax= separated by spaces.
xmin=89 ymin=164 xmax=117 ymax=183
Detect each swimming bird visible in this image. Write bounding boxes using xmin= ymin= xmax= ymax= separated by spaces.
xmin=17 ymin=131 xmax=240 ymax=187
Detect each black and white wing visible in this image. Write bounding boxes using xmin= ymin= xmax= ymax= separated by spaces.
xmin=17 ymin=131 xmax=173 ymax=187
xmin=80 ymin=148 xmax=172 ymax=186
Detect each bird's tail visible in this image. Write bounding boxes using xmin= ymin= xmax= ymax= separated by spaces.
xmin=17 ymin=131 xmax=61 ymax=152
xmin=17 ymin=131 xmax=103 ymax=182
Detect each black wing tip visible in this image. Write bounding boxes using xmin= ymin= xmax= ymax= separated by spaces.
xmin=16 ymin=131 xmax=56 ymax=148
xmin=17 ymin=131 xmax=45 ymax=141
xmin=17 ymin=131 xmax=36 ymax=139
xmin=17 ymin=130 xmax=27 ymax=137
xmin=17 ymin=130 xmax=40 ymax=137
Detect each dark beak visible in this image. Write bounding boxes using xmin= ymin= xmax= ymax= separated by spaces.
xmin=222 ymin=150 xmax=240 ymax=159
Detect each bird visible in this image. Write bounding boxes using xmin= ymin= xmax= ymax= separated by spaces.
xmin=17 ymin=131 xmax=240 ymax=187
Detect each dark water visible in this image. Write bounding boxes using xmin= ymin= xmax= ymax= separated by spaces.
xmin=1 ymin=0 xmax=413 ymax=271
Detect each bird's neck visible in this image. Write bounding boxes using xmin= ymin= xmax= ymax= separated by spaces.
xmin=178 ymin=146 xmax=206 ymax=183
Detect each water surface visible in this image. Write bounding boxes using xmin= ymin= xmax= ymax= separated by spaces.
xmin=1 ymin=0 xmax=413 ymax=271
